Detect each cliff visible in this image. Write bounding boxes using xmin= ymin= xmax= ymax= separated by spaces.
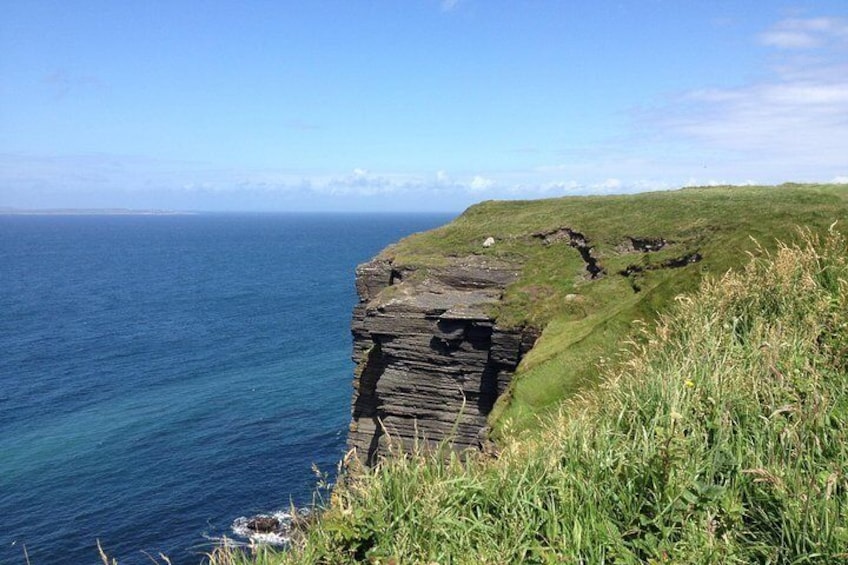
xmin=348 ymin=253 xmax=538 ymax=464
xmin=278 ymin=223 xmax=848 ymax=565
xmin=344 ymin=183 xmax=848 ymax=465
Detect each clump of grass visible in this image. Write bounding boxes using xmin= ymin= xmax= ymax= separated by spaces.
xmin=220 ymin=228 xmax=848 ymax=563
xmin=96 ymin=539 xmax=174 ymax=565
xmin=206 ymin=541 xmax=276 ymax=565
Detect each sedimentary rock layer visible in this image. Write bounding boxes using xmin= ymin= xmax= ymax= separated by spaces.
xmin=347 ymin=254 xmax=537 ymax=465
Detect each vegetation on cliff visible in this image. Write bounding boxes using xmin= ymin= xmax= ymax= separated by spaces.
xmin=384 ymin=183 xmax=848 ymax=435
xmin=207 ymin=188 xmax=848 ymax=563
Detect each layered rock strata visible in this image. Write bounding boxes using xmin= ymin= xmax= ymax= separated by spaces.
xmin=348 ymin=254 xmax=537 ymax=465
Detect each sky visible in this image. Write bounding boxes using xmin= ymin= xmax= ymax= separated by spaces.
xmin=1 ymin=1 xmax=847 ymax=212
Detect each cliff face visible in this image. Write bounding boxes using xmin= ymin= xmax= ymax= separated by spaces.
xmin=347 ymin=252 xmax=538 ymax=464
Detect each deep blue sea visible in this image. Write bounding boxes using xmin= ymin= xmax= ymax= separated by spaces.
xmin=0 ymin=213 xmax=452 ymax=565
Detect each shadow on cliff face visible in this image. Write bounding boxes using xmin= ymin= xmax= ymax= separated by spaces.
xmin=351 ymin=342 xmax=388 ymax=466
xmin=430 ymin=319 xmax=501 ymax=417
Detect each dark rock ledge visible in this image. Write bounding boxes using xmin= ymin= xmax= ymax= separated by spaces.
xmin=347 ymin=254 xmax=538 ymax=465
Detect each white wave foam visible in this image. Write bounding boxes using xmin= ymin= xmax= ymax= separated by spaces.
xmin=231 ymin=509 xmax=311 ymax=546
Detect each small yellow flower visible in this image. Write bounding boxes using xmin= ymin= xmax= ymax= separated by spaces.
xmin=685 ymin=379 xmax=695 ymax=388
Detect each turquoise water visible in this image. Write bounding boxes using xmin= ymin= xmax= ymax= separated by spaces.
xmin=0 ymin=213 xmax=452 ymax=564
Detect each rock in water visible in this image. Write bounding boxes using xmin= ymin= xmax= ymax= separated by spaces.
xmin=246 ymin=515 xmax=281 ymax=533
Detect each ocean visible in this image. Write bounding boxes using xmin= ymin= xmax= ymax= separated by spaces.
xmin=0 ymin=213 xmax=453 ymax=565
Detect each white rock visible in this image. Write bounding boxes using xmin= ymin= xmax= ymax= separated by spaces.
xmin=482 ymin=237 xmax=495 ymax=248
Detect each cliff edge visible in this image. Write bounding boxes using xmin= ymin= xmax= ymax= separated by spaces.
xmin=345 ymin=183 xmax=848 ymax=465
xmin=348 ymin=253 xmax=538 ymax=464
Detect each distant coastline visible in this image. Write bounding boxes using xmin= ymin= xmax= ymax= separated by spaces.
xmin=0 ymin=208 xmax=194 ymax=216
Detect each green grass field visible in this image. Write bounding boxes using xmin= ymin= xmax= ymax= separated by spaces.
xmin=203 ymin=191 xmax=848 ymax=564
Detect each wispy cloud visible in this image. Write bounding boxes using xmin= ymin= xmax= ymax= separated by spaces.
xmin=606 ymin=16 xmax=848 ymax=184
xmin=440 ymin=0 xmax=461 ymax=13
xmin=665 ymin=79 xmax=848 ymax=158
xmin=507 ymin=16 xmax=848 ymax=194
xmin=283 ymin=118 xmax=321 ymax=131
xmin=758 ymin=17 xmax=848 ymax=49
xmin=469 ymin=175 xmax=493 ymax=192
xmin=6 ymin=16 xmax=848 ymax=211
xmin=43 ymin=69 xmax=105 ymax=100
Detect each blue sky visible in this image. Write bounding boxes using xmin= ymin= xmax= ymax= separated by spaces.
xmin=2 ymin=1 xmax=847 ymax=212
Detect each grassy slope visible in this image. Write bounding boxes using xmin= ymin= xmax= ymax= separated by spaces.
xmin=210 ymin=209 xmax=848 ymax=564
xmin=384 ymin=183 xmax=848 ymax=435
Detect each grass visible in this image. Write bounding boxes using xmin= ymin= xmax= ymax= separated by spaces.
xmin=97 ymin=184 xmax=848 ymax=563
xmin=379 ymin=183 xmax=848 ymax=435
xmin=208 ymin=223 xmax=848 ymax=562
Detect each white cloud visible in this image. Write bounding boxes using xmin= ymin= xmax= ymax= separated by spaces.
xmin=540 ymin=180 xmax=580 ymax=193
xmin=681 ymin=178 xmax=759 ymax=188
xmin=440 ymin=0 xmax=460 ymax=12
xmin=282 ymin=118 xmax=320 ymax=131
xmin=43 ymin=69 xmax=105 ymax=99
xmin=758 ymin=17 xmax=848 ymax=49
xmin=668 ymin=84 xmax=848 ymax=165
xmin=636 ymin=18 xmax=848 ymax=182
xmin=595 ymin=178 xmax=621 ymax=190
xmin=683 ymin=178 xmax=724 ymax=188
xmin=7 ymin=15 xmax=848 ymax=211
xmin=669 ymin=80 xmax=848 ymax=156
xmin=181 ymin=182 xmax=215 ymax=191
xmin=760 ymin=30 xmax=822 ymax=49
xmin=469 ymin=175 xmax=494 ymax=192
xmin=323 ymin=168 xmax=398 ymax=196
